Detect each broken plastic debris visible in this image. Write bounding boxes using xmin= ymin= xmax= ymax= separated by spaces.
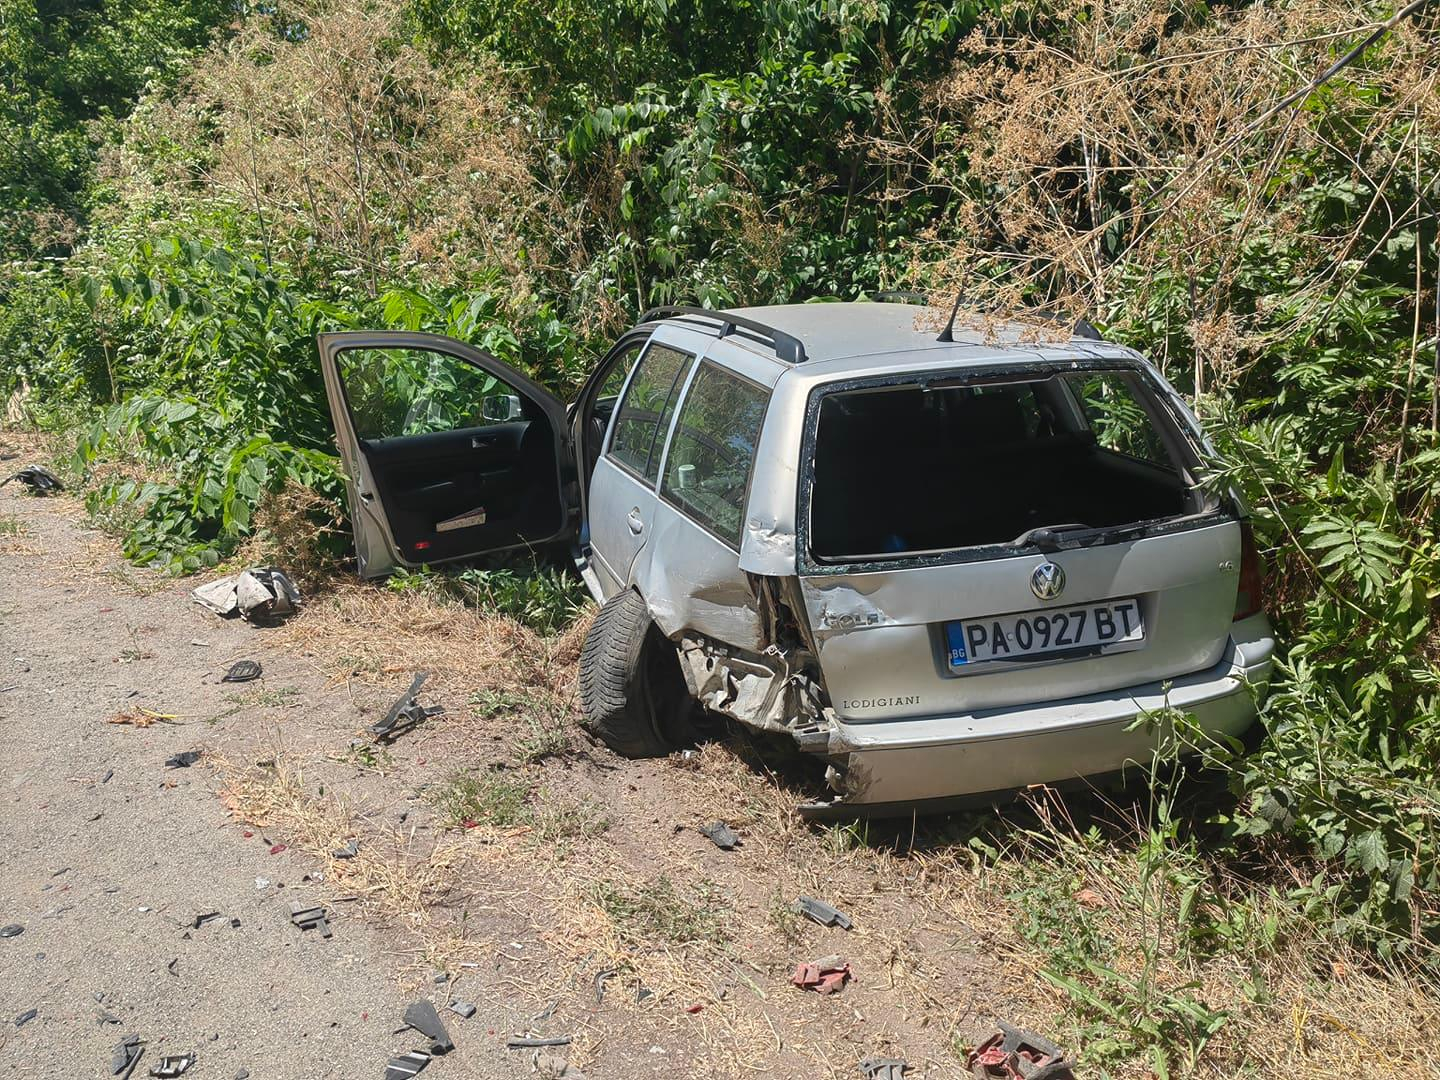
xmin=795 ymin=895 xmax=853 ymax=930
xmin=331 ymin=840 xmax=359 ymax=859
xmin=699 ymin=821 xmax=740 ymax=849
xmin=289 ymin=903 xmax=332 ymax=938
xmin=791 ymin=955 xmax=853 ymax=995
xmin=112 ymin=1034 xmax=144 ymax=1079
xmin=15 ymin=1007 xmax=37 ymax=1027
xmin=506 ymin=1036 xmax=572 ymax=1049
xmin=593 ymin=968 xmax=615 ymax=1003
xmin=98 ymin=1010 xmax=122 ymax=1025
xmin=165 ymin=750 xmax=202 ymax=769
xmin=860 ymin=1057 xmax=909 ymax=1079
xmin=447 ymin=1001 xmax=476 ymax=1019
xmin=967 ymin=1021 xmax=1075 ymax=1080
xmin=191 ymin=567 xmax=300 ymax=622
xmin=0 ymin=464 xmax=63 ymax=494
xmin=0 ymin=923 xmax=23 ymax=937
xmin=402 ymin=1001 xmax=454 ymax=1055
xmin=148 ymin=1052 xmax=195 ymax=1077
xmin=384 ymin=1050 xmax=430 ymax=1079
xmin=191 ymin=911 xmax=222 ymax=929
xmin=370 ymin=672 xmax=444 ymax=742
xmin=221 ymin=660 xmax=262 ymax=683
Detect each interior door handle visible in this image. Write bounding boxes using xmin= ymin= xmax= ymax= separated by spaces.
xmin=627 ymin=508 xmax=644 ymax=535
xmin=472 ymin=434 xmax=497 ymax=449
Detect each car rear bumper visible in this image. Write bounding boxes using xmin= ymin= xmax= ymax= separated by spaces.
xmin=799 ymin=614 xmax=1274 ymax=816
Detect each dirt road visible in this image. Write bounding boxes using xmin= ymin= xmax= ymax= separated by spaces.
xmin=1 ymin=480 xmax=1031 ymax=1080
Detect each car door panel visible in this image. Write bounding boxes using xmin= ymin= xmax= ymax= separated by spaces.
xmin=317 ymin=331 xmax=574 ymax=578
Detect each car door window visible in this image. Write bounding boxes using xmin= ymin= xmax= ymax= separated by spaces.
xmin=659 ymin=362 xmax=769 ymax=546
xmin=338 ymin=348 xmax=531 ymax=440
xmin=1067 ymin=372 xmax=1175 ymax=468
xmin=608 ymin=343 xmax=695 ymax=481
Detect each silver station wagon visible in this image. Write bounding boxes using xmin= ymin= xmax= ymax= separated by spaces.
xmin=319 ymin=301 xmax=1274 ymax=815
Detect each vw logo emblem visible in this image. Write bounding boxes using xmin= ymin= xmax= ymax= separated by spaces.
xmin=1031 ymin=561 xmax=1066 ymax=601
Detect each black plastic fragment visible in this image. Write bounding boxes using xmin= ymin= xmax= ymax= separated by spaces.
xmin=166 ymin=958 xmax=179 ymax=976
xmin=148 ymin=1051 xmax=195 ymax=1077
xmin=403 ymin=1000 xmax=454 ymax=1055
xmin=506 ymin=1036 xmax=572 ymax=1049
xmin=15 ymin=1007 xmax=37 ymax=1027
xmin=98 ymin=1010 xmax=122 ymax=1025
xmin=0 ymin=464 xmax=63 ymax=494
xmin=795 ymin=895 xmax=853 ymax=930
xmin=0 ymin=923 xmax=22 ymax=938
xmin=384 ymin=1050 xmax=430 ymax=1079
xmin=221 ymin=660 xmax=262 ymax=683
xmin=700 ymin=821 xmax=740 ymax=850
xmin=112 ymin=1034 xmax=144 ymax=1078
xmin=192 ymin=912 xmax=222 ymax=930
xmin=447 ymin=1001 xmax=476 ymax=1019
xmin=290 ymin=903 xmax=332 ymax=938
xmin=165 ymin=750 xmax=203 ymax=769
xmin=370 ymin=672 xmax=443 ymax=742
xmin=860 ymin=1057 xmax=909 ymax=1079
xmin=332 ymin=840 xmax=359 ymax=859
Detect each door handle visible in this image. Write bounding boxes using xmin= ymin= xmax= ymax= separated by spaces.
xmin=471 ymin=434 xmax=497 ymax=449
xmin=627 ymin=507 xmax=644 ymax=535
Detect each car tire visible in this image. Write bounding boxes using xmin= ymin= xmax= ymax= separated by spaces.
xmin=580 ymin=588 xmax=700 ymax=758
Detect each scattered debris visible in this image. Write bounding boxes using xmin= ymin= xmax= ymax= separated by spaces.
xmin=0 ymin=464 xmax=63 ymax=494
xmin=699 ymin=821 xmax=740 ymax=850
xmin=221 ymin=660 xmax=262 ymax=683
xmin=269 ymin=844 xmax=287 ymax=855
xmin=290 ymin=903 xmax=332 ymax=938
xmin=402 ymin=1001 xmax=454 ymax=1055
xmin=370 ymin=672 xmax=444 ymax=742
xmin=148 ymin=1052 xmax=195 ymax=1077
xmin=166 ymin=958 xmax=179 ymax=976
xmin=967 ymin=1021 xmax=1076 ymax=1080
xmin=112 ymin=1034 xmax=144 ymax=1079
xmin=165 ymin=750 xmax=203 ymax=769
xmin=192 ymin=567 xmax=300 ymax=622
xmin=506 ymin=1036 xmax=573 ymax=1049
xmin=384 ymin=1050 xmax=430 ymax=1079
xmin=795 ymin=895 xmax=853 ymax=930
xmin=593 ymin=968 xmax=615 ymax=1003
xmin=254 ymin=878 xmax=270 ymax=890
xmin=191 ymin=912 xmax=222 ymax=930
xmin=235 ymin=1071 xmax=250 ymax=1080
xmin=860 ymin=1057 xmax=910 ymax=1079
xmin=98 ymin=1010 xmax=122 ymax=1025
xmin=792 ymin=955 xmax=853 ymax=995
xmin=15 ymin=1007 xmax=37 ymax=1027
xmin=0 ymin=923 xmax=23 ymax=938
xmin=447 ymin=1001 xmax=476 ymax=1019
xmin=331 ymin=840 xmax=359 ymax=860
xmin=107 ymin=708 xmax=173 ymax=728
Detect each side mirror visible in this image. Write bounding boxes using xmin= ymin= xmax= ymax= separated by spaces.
xmin=481 ymin=394 xmax=523 ymax=423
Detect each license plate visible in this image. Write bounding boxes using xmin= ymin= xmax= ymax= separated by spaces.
xmin=945 ymin=598 xmax=1144 ymax=669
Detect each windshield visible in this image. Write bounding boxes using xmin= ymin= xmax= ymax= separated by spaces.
xmin=806 ymin=368 xmax=1209 ymax=562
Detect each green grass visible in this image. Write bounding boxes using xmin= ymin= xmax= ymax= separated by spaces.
xmin=588 ymin=875 xmax=729 ymax=948
xmin=387 ymin=561 xmax=588 ymax=634
xmin=0 ymin=514 xmax=23 ymax=535
xmin=431 ymin=768 xmax=534 ymax=827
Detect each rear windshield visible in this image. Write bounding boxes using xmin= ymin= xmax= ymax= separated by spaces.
xmin=807 ymin=369 xmax=1205 ymax=561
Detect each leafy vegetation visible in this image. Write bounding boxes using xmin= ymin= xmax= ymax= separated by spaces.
xmin=3 ymin=0 xmax=1439 ymax=1070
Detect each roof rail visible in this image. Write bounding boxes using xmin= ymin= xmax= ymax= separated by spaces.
xmin=639 ymin=305 xmax=809 ymax=364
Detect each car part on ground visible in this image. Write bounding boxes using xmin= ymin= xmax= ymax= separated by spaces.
xmin=447 ymin=1001 xmax=476 ymax=1019
xmin=860 ymin=1058 xmax=910 ymax=1080
xmin=371 ymin=672 xmax=444 ymax=742
xmin=699 ymin=821 xmax=739 ymax=849
xmin=148 ymin=1052 xmax=195 ymax=1077
xmin=164 ymin=750 xmax=202 ymax=769
xmin=580 ymin=589 xmax=702 ymax=757
xmin=290 ymin=903 xmax=332 ymax=938
xmin=192 ymin=567 xmax=300 ymax=622
xmin=384 ymin=1050 xmax=430 ymax=1079
xmin=0 ymin=464 xmax=63 ymax=494
xmin=112 ymin=1034 xmax=144 ymax=1078
xmin=506 ymin=1036 xmax=572 ymax=1049
xmin=795 ymin=896 xmax=852 ymax=930
xmin=220 ymin=660 xmax=262 ymax=683
xmin=402 ymin=1001 xmax=453 ymax=1055
xmin=792 ymin=956 xmax=853 ymax=994
xmin=967 ymin=1021 xmax=1075 ymax=1080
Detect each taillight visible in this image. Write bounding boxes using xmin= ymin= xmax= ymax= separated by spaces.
xmin=1234 ymin=521 xmax=1264 ymax=620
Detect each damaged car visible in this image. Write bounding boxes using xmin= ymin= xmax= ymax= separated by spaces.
xmin=317 ymin=301 xmax=1273 ymax=814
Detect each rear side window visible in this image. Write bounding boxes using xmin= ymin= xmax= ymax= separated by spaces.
xmin=1070 ymin=373 xmax=1174 ymax=467
xmin=608 ymin=343 xmax=694 ymax=481
xmin=660 ymin=363 xmax=768 ymax=547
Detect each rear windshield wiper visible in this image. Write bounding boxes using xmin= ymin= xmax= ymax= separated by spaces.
xmin=1014 ymin=523 xmax=1135 ymax=552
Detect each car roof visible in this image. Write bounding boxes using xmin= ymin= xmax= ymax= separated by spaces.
xmin=655 ymin=302 xmax=1119 ymax=373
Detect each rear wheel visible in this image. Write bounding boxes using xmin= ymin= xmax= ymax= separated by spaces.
xmin=580 ymin=589 xmax=702 ymax=757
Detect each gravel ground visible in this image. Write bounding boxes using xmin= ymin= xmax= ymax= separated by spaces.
xmin=0 ymin=487 xmax=514 ymax=1079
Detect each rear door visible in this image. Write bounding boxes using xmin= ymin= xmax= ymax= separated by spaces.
xmin=317 ymin=331 xmax=573 ymax=578
xmin=796 ymin=362 xmax=1243 ymax=724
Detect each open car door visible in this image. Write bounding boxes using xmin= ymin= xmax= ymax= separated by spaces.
xmin=317 ymin=331 xmax=575 ymax=578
